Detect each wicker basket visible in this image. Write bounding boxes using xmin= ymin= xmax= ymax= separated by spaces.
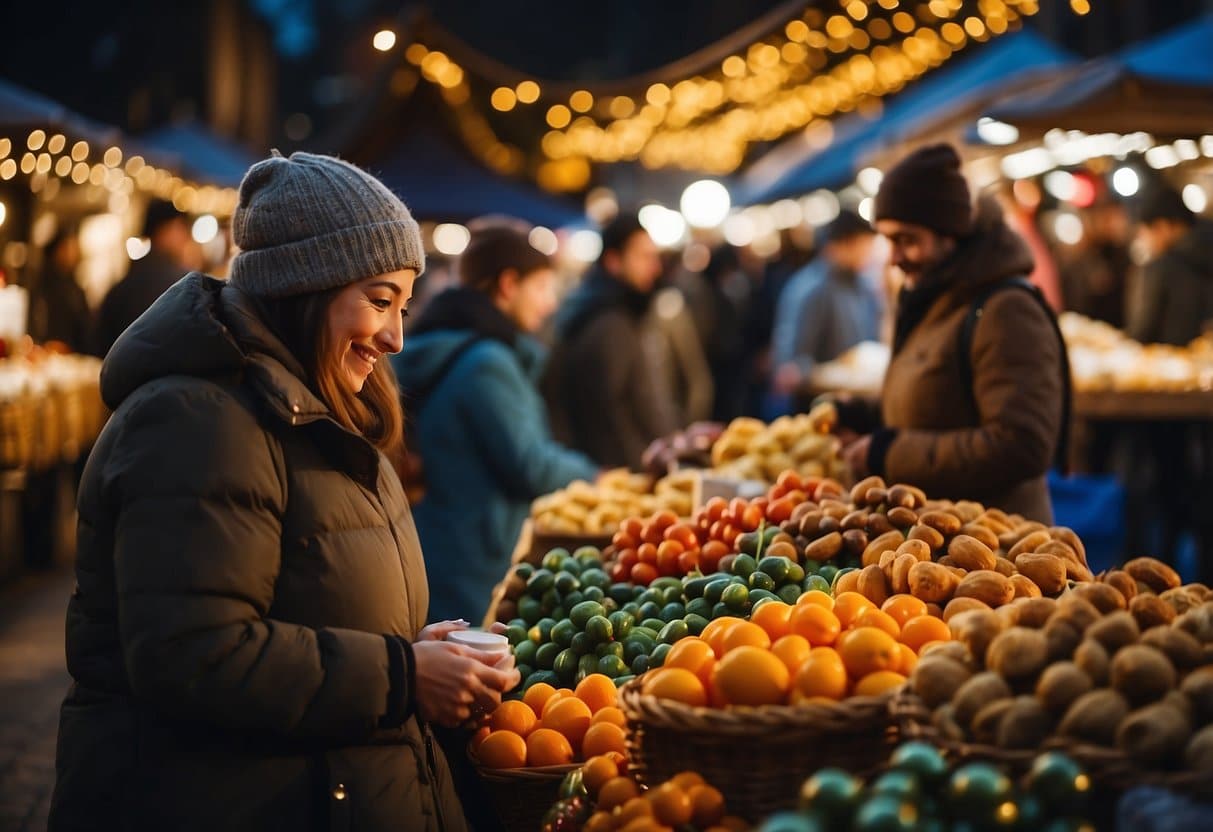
xmin=467 ymin=744 xmax=578 ymax=832
xmin=619 ymin=678 xmax=897 ymax=821
xmin=892 ymin=688 xmax=1213 ymax=799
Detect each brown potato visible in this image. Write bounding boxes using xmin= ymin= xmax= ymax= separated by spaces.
xmin=886 ymin=484 xmax=919 ymax=509
xmin=932 ymin=703 xmax=966 ymax=742
xmin=1181 ymin=667 xmax=1213 ymax=726
xmin=849 ymin=475 xmax=887 ymax=506
xmin=960 ymin=523 xmax=1001 ymax=552
xmin=896 ymin=538 xmax=933 ymax=562
xmin=955 ymin=570 xmax=1015 ymax=608
xmin=833 ymin=568 xmax=861 ymax=596
xmin=1014 ymin=553 xmax=1068 ymax=595
xmin=1102 ymin=570 xmax=1138 ymax=605
xmin=891 ymin=553 xmax=918 ymax=596
xmin=1161 ymin=587 xmax=1202 ymax=616
xmin=1110 ymin=644 xmax=1176 ymax=706
xmin=947 ymin=535 xmax=997 ymax=572
xmin=805 ymin=531 xmax=844 ymax=562
xmin=886 ymin=506 xmax=918 ymax=529
xmin=920 ymin=510 xmax=963 ymax=537
xmin=1010 ymin=574 xmax=1043 ymax=600
xmin=1053 ymin=594 xmax=1103 ymax=632
xmin=841 ymin=510 xmax=869 ymax=531
xmin=1008 ymin=530 xmax=1053 ymax=559
xmin=944 ymin=596 xmax=992 ymax=622
xmin=1069 ymin=582 xmax=1128 ymax=614
xmin=862 ymin=530 xmax=906 ymax=568
xmin=1130 ymin=593 xmax=1177 ymax=630
xmin=907 ymin=524 xmax=945 ymax=551
xmin=1048 ymin=526 xmax=1088 ymax=566
xmin=858 ymin=563 xmax=890 ymax=607
xmin=865 ymin=512 xmax=895 ymax=537
xmin=1124 ymin=557 xmax=1182 ymax=593
xmin=972 ymin=699 xmax=1015 ymax=744
xmin=1036 ymin=661 xmax=1094 ymax=713
xmin=842 ymin=528 xmax=869 ymax=556
xmin=908 ymin=561 xmax=958 ymax=604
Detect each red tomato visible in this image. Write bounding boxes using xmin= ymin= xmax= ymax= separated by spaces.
xmin=641 ymin=523 xmax=664 ymax=545
xmin=651 ymin=510 xmax=680 ymax=532
xmin=637 ymin=542 xmax=659 ymax=565
xmin=608 ymin=562 xmax=629 ymax=582
xmin=612 ymin=531 xmax=639 ymax=550
xmin=677 ymin=549 xmax=700 ymax=574
xmin=776 ymin=470 xmax=804 ymax=492
xmin=616 ymin=548 xmax=639 ymax=570
xmin=621 ymin=517 xmax=644 ymax=540
xmin=740 ymin=503 xmax=765 ymax=532
xmin=664 ymin=524 xmax=700 ymax=550
xmin=656 ymin=540 xmax=685 ymax=576
xmin=765 ymin=497 xmax=797 ymax=524
xmin=630 ymin=562 xmax=658 ymax=585
xmin=704 ymin=497 xmax=728 ymax=523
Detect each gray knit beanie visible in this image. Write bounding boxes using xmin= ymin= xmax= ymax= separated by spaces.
xmin=229 ymin=151 xmax=424 ymax=298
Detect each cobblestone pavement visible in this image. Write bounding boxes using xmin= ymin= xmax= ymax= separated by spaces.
xmin=0 ymin=568 xmax=74 ymax=832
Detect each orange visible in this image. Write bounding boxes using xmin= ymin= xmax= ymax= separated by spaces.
xmin=788 ymin=603 xmax=841 ymax=647
xmin=895 ymin=642 xmax=919 ymax=676
xmin=541 ymin=689 xmax=576 ymax=718
xmin=853 ymin=670 xmax=908 ymax=697
xmin=793 ymin=646 xmax=848 ymax=700
xmin=854 ymin=608 xmax=901 ymax=638
xmin=470 ymin=725 xmax=490 ymax=753
xmin=700 ymin=617 xmax=742 ymax=657
xmin=489 ymin=699 xmax=537 ymax=737
xmin=523 ymin=682 xmax=559 ymax=717
xmin=584 ymin=812 xmax=614 ymax=832
xmin=688 ymin=783 xmax=727 ymax=827
xmin=711 ymin=646 xmax=791 ymax=706
xmin=899 ymin=615 xmax=952 ymax=654
xmin=526 ymin=727 xmax=575 ymax=766
xmin=576 ymin=674 xmax=619 ymax=715
xmin=832 ymin=591 xmax=876 ymax=629
xmin=582 ymin=722 xmax=628 ymax=758
xmin=837 ymin=626 xmax=900 ymax=679
xmin=669 ymin=771 xmax=705 ymax=791
xmin=720 ymin=621 xmax=771 ymax=655
xmin=750 ymin=601 xmax=792 ymax=641
xmin=592 ymin=706 xmax=628 ymax=728
xmin=649 ymin=782 xmax=693 ymax=826
xmin=541 ymin=696 xmax=593 ymax=749
xmin=616 ymin=796 xmax=655 ymax=826
xmin=582 ymin=754 xmax=620 ymax=797
xmin=796 ymin=589 xmax=834 ymax=610
xmin=478 ymin=730 xmax=527 ymax=769
xmin=664 ymin=637 xmax=717 ymax=689
xmin=881 ymin=594 xmax=928 ymax=628
xmin=641 ymin=668 xmax=708 ymax=707
xmin=598 ymin=775 xmax=641 ymax=810
xmin=770 ymin=634 xmax=812 ymax=676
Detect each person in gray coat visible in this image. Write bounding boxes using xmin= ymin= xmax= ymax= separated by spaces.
xmin=50 ymin=152 xmax=517 ymax=832
xmin=544 ymin=212 xmax=679 ymax=469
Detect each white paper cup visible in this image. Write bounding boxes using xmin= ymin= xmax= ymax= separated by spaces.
xmin=446 ymin=629 xmax=511 ymax=660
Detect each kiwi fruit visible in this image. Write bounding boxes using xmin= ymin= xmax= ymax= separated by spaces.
xmin=911 ymin=655 xmax=975 ymax=709
xmin=985 ymin=627 xmax=1049 ymax=681
xmin=996 ymin=696 xmax=1052 ymax=750
xmin=953 ymin=671 xmax=1013 ymax=729
xmin=1073 ymin=639 xmax=1110 ymax=686
xmin=1184 ymin=723 xmax=1213 ymax=770
xmin=1058 ymin=689 xmax=1130 ymax=746
xmin=1117 ymin=701 xmax=1191 ymax=766
xmin=1036 ymin=661 xmax=1094 ymax=714
xmin=1086 ymin=611 xmax=1141 ymax=653
xmin=1140 ymin=625 xmax=1204 ymax=671
xmin=1180 ymin=667 xmax=1213 ymax=725
xmin=1043 ymin=617 xmax=1083 ymax=663
xmin=1109 ymin=644 xmax=1176 ymax=706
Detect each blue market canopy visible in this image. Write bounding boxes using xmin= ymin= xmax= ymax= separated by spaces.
xmin=983 ymin=16 xmax=1213 ymax=139
xmin=370 ymin=125 xmax=584 ymax=228
xmin=130 ymin=123 xmax=260 ymax=188
xmin=738 ymin=30 xmax=1074 ymax=204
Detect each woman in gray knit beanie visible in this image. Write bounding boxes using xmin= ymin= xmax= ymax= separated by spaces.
xmin=51 ymin=152 xmax=512 ymax=831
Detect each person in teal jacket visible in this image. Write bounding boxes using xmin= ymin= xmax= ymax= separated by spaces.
xmin=393 ymin=223 xmax=599 ymax=625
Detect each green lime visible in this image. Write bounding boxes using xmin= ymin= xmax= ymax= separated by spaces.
xmin=613 ymin=674 xmax=635 ymax=688
xmin=541 ymin=548 xmax=570 ymax=570
xmin=798 ymin=768 xmax=862 ymax=821
xmin=513 ymin=640 xmax=538 ymax=667
xmin=948 ymin=763 xmax=1013 ymax=820
xmin=804 ymin=574 xmax=832 ymax=594
xmin=579 ymin=568 xmax=610 ymax=590
xmin=631 ymin=653 xmax=651 ymax=674
xmin=621 ymin=601 xmax=641 ymax=617
xmin=525 ymin=670 xmax=559 ymax=689
xmin=574 ymin=545 xmax=602 ymax=562
xmin=704 ymin=578 xmax=732 ymax=604
xmin=623 ymin=636 xmax=654 ymax=663
xmin=527 ymin=568 xmax=556 ymax=596
xmin=570 ymin=631 xmax=593 ymax=655
xmin=638 ymin=601 xmax=663 ymax=622
xmin=721 ymin=583 xmax=750 ymax=612
xmin=890 ymin=742 xmax=948 ymax=787
xmin=551 ymin=618 xmax=578 ymax=648
xmin=596 ymin=641 xmax=625 ymax=660
xmin=816 ymin=564 xmax=839 ymax=586
xmin=778 ymin=584 xmax=803 ymax=605
xmin=578 ymin=653 xmax=599 ymax=681
xmin=711 ymin=602 xmax=732 ymax=619
xmin=513 ymin=563 xmax=534 ymax=580
xmin=658 ymin=619 xmax=689 ymax=645
xmin=597 ymin=654 xmax=628 ymax=678
xmin=737 ymin=531 xmax=762 ymax=556
xmin=504 ymin=624 xmax=528 ymax=646
xmin=748 ymin=589 xmax=778 ymax=606
xmin=684 ymin=613 xmax=709 ymax=636
xmin=585 ymin=615 xmax=613 ymax=644
xmin=759 ymin=556 xmax=792 ymax=583
xmin=637 ymin=588 xmax=662 ymax=606
xmin=802 ymin=558 xmax=823 ymax=576
xmin=661 ymin=586 xmax=684 ymax=606
xmin=855 ymin=795 xmax=920 ymax=832
xmin=651 ymin=576 xmax=682 ymax=592
xmin=632 ymin=626 xmax=660 ymax=642
xmin=569 ymin=600 xmax=605 ymax=629
xmin=518 ymin=596 xmax=543 ymax=626
xmin=535 ymin=642 xmax=561 ymax=670
xmin=553 ymin=572 xmax=580 ymax=595
xmin=561 ymin=590 xmax=584 ymax=610
xmin=553 ymin=647 xmax=579 ymax=682
xmin=550 ymin=606 xmax=567 ymax=622
xmin=683 ymin=576 xmax=713 ymax=599
xmin=660 ymin=602 xmax=686 ymax=622
xmin=762 ymin=525 xmax=781 ymax=545
xmin=731 ymin=553 xmax=758 ymax=579
xmin=582 ymin=586 xmax=605 ymax=603
xmin=749 ymin=571 xmax=777 ymax=592
xmin=609 ymin=583 xmax=636 ymax=606
xmin=685 ymin=597 xmax=713 ymax=619
xmin=537 ymin=618 xmax=557 ymax=642
xmin=785 ymin=562 xmax=806 ymax=584
xmin=559 ymin=558 xmax=583 ymax=577
xmin=514 ymin=663 xmax=534 ymax=682
xmin=649 ymin=643 xmax=672 ymax=667
xmin=608 ymin=611 xmax=634 ymax=639
xmin=642 ymin=618 xmax=667 ymax=633
xmin=540 ymin=589 xmax=560 ymax=613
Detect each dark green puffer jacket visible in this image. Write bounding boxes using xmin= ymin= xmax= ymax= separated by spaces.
xmin=50 ymin=274 xmax=467 ymax=832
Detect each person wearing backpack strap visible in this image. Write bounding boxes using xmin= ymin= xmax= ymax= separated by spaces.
xmin=392 ymin=221 xmax=599 ymax=626
xmin=836 ymin=144 xmax=1068 ymax=523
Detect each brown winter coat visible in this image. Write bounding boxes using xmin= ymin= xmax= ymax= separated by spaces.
xmin=878 ymin=206 xmax=1065 ymax=522
xmin=50 ymin=275 xmax=467 ymax=832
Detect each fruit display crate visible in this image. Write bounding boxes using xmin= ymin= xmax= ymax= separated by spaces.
xmin=1072 ymin=389 xmax=1213 ymax=422
xmin=467 ymin=744 xmax=578 ymax=832
xmin=619 ymin=677 xmax=898 ymax=821
xmin=892 ymin=688 xmax=1213 ymax=801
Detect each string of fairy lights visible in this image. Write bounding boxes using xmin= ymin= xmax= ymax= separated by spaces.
xmin=377 ymin=0 xmax=1086 ymax=191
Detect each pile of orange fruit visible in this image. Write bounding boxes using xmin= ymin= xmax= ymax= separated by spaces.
xmin=579 ymin=753 xmax=746 ymax=832
xmin=474 ymin=674 xmax=630 ymax=768
xmin=640 ymin=591 xmax=953 ymax=708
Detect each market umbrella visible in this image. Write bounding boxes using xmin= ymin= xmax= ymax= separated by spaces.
xmin=129 ymin=122 xmax=260 ymax=188
xmin=0 ymin=78 xmax=122 ymax=146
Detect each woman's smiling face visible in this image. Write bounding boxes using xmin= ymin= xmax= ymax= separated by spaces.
xmin=325 ymin=269 xmax=417 ymax=393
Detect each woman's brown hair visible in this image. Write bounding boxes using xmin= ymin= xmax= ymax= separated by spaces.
xmin=253 ymin=287 xmax=404 ymax=455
